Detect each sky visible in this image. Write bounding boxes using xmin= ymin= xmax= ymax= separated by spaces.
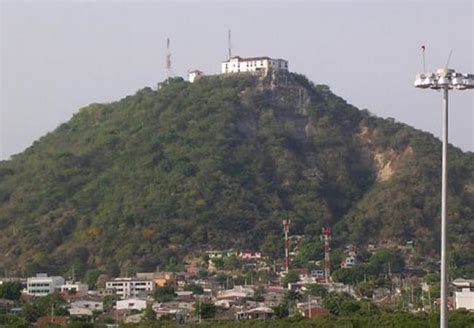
xmin=1 ymin=0 xmax=473 ymax=160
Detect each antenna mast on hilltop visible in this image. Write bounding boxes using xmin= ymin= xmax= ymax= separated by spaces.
xmin=165 ymin=37 xmax=172 ymax=79
xmin=228 ymin=29 xmax=232 ymax=59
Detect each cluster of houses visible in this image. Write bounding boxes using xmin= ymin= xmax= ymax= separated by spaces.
xmin=1 ymin=244 xmax=473 ymax=326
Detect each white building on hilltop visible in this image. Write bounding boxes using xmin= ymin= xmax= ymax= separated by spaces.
xmin=221 ymin=56 xmax=288 ymax=74
xmin=27 ymin=274 xmax=65 ymax=296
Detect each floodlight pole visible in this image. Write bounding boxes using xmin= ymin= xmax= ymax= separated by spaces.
xmin=414 ymin=68 xmax=474 ymax=328
xmin=440 ymin=85 xmax=448 ymax=328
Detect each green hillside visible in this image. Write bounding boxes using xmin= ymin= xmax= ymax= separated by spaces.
xmin=0 ymin=71 xmax=473 ymax=278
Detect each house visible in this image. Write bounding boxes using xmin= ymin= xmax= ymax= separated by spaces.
xmin=27 ymin=274 xmax=65 ymax=296
xmin=453 ymin=278 xmax=474 ymax=310
xmin=216 ymin=286 xmax=254 ymax=301
xmin=188 ymin=70 xmax=204 ymax=83
xmin=341 ymin=255 xmax=356 ymax=269
xmin=60 ymin=281 xmax=88 ymax=294
xmin=221 ymin=56 xmax=288 ymax=74
xmin=238 ymin=251 xmax=262 ymax=260
xmin=106 ymin=278 xmax=155 ymax=299
xmin=235 ymin=306 xmax=275 ymax=320
xmin=69 ymin=300 xmax=103 ymax=316
xmin=136 ymin=272 xmax=175 ymax=288
xmin=116 ymin=298 xmax=147 ymax=311
xmin=175 ymin=291 xmax=194 ymax=302
xmin=300 ymin=306 xmax=330 ymax=318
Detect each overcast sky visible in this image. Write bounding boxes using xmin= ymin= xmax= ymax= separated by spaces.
xmin=1 ymin=0 xmax=473 ymax=160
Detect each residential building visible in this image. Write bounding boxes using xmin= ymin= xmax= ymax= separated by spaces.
xmin=221 ymin=56 xmax=288 ymax=74
xmin=341 ymin=255 xmax=356 ymax=269
xmin=188 ymin=70 xmax=204 ymax=83
xmin=238 ymin=251 xmax=262 ymax=260
xmin=453 ymin=278 xmax=474 ymax=310
xmin=27 ymin=274 xmax=65 ymax=296
xmin=69 ymin=300 xmax=103 ymax=316
xmin=60 ymin=281 xmax=88 ymax=294
xmin=106 ymin=278 xmax=154 ymax=299
xmin=136 ymin=272 xmax=175 ymax=288
xmin=116 ymin=298 xmax=147 ymax=311
xmin=235 ymin=307 xmax=275 ymax=320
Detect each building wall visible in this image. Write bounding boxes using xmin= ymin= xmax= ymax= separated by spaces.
xmin=455 ymin=290 xmax=474 ymax=310
xmin=27 ymin=275 xmax=65 ymax=296
xmin=106 ymin=279 xmax=154 ymax=299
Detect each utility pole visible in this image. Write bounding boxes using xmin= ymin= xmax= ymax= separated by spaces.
xmin=321 ymin=227 xmax=332 ymax=284
xmin=282 ymin=220 xmax=291 ymax=272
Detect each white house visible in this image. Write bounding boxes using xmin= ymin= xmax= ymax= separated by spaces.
xmin=69 ymin=300 xmax=103 ymax=316
xmin=188 ymin=70 xmax=204 ymax=83
xmin=453 ymin=278 xmax=474 ymax=310
xmin=116 ymin=298 xmax=147 ymax=311
xmin=221 ymin=56 xmax=288 ymax=74
xmin=26 ymin=274 xmax=65 ymax=296
xmin=106 ymin=278 xmax=154 ymax=299
xmin=60 ymin=281 xmax=89 ymax=293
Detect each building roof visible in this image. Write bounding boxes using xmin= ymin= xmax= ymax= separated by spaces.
xmin=223 ymin=56 xmax=286 ymax=63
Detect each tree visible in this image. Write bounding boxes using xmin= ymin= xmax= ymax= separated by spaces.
xmin=356 ymin=281 xmax=375 ymax=298
xmin=282 ymin=271 xmax=300 ymax=287
xmin=0 ymin=281 xmax=22 ymax=300
xmin=153 ymin=286 xmax=176 ymax=302
xmin=322 ymin=292 xmax=356 ymax=315
xmin=272 ymin=304 xmax=289 ymax=318
xmin=184 ymin=283 xmax=204 ymax=295
xmin=194 ymin=302 xmax=217 ymax=319
xmin=224 ymin=255 xmax=242 ymax=271
xmin=304 ymin=283 xmax=328 ymax=299
xmin=141 ymin=305 xmax=157 ymax=324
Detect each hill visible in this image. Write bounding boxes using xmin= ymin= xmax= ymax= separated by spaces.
xmin=0 ymin=71 xmax=473 ymax=278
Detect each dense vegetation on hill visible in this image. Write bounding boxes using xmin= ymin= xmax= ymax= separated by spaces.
xmin=0 ymin=71 xmax=473 ymax=278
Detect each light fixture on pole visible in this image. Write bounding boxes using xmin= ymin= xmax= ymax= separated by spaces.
xmin=414 ymin=68 xmax=474 ymax=328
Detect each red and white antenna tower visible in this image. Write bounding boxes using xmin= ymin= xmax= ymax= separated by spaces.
xmin=322 ymin=227 xmax=332 ymax=283
xmin=282 ymin=219 xmax=291 ymax=272
xmin=165 ymin=37 xmax=171 ymax=79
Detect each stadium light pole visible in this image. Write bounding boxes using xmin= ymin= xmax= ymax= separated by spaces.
xmin=414 ymin=68 xmax=474 ymax=328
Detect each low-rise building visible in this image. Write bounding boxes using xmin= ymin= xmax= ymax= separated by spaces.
xmin=188 ymin=70 xmax=204 ymax=83
xmin=221 ymin=56 xmax=288 ymax=74
xmin=453 ymin=278 xmax=474 ymax=310
xmin=27 ymin=274 xmax=65 ymax=296
xmin=60 ymin=281 xmax=88 ymax=294
xmin=341 ymin=255 xmax=356 ymax=269
xmin=116 ymin=298 xmax=147 ymax=311
xmin=69 ymin=300 xmax=104 ymax=316
xmin=106 ymin=278 xmax=155 ymax=299
xmin=239 ymin=251 xmax=262 ymax=260
xmin=235 ymin=306 xmax=275 ymax=320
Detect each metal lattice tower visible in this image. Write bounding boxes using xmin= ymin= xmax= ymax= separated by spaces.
xmin=228 ymin=29 xmax=232 ymax=59
xmin=165 ymin=38 xmax=171 ymax=79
